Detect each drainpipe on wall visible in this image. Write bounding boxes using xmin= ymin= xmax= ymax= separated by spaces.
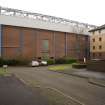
xmin=65 ymin=32 xmax=67 ymax=57
xmin=0 ymin=24 xmax=2 ymax=57
xmin=33 ymin=30 xmax=37 ymax=58
xmin=53 ymin=32 xmax=56 ymax=61
xmin=76 ymin=35 xmax=80 ymax=60
xmin=19 ymin=29 xmax=24 ymax=57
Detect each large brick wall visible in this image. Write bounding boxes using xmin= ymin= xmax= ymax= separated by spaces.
xmin=2 ymin=25 xmax=89 ymax=60
xmin=66 ymin=33 xmax=77 ymax=58
xmin=54 ymin=32 xmax=65 ymax=58
xmin=66 ymin=33 xmax=89 ymax=60
xmin=3 ymin=26 xmax=20 ymax=59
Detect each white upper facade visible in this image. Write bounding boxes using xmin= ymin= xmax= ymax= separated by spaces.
xmin=0 ymin=6 xmax=97 ymax=35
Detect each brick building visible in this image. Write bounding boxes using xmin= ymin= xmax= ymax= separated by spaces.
xmin=0 ymin=6 xmax=95 ymax=60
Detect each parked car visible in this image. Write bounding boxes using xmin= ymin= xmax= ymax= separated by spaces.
xmin=40 ymin=60 xmax=47 ymax=66
xmin=31 ymin=60 xmax=39 ymax=67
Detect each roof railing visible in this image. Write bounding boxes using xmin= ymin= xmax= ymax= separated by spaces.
xmin=0 ymin=6 xmax=97 ymax=34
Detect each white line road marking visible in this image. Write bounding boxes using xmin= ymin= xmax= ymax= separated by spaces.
xmin=46 ymin=87 xmax=85 ymax=105
xmin=16 ymin=74 xmax=86 ymax=105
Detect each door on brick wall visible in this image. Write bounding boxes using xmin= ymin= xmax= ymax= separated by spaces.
xmin=42 ymin=39 xmax=49 ymax=60
xmin=0 ymin=24 xmax=2 ymax=57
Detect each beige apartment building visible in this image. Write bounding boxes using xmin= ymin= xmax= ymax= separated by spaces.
xmin=89 ymin=25 xmax=105 ymax=59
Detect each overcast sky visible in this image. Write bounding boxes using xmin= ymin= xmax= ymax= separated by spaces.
xmin=0 ymin=0 xmax=105 ymax=26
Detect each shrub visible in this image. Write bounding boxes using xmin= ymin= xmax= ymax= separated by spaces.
xmin=55 ymin=58 xmax=66 ymax=64
xmin=72 ymin=63 xmax=86 ymax=69
xmin=0 ymin=58 xmax=4 ymax=66
xmin=55 ymin=57 xmax=77 ymax=64
xmin=47 ymin=59 xmax=55 ymax=65
xmin=0 ymin=58 xmax=30 ymax=66
xmin=17 ymin=59 xmax=30 ymax=66
xmin=3 ymin=59 xmax=20 ymax=66
xmin=65 ymin=58 xmax=77 ymax=64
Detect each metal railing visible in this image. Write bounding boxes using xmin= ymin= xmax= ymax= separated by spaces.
xmin=0 ymin=6 xmax=97 ymax=34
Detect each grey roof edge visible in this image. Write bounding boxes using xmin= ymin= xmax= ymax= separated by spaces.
xmin=89 ymin=24 xmax=105 ymax=32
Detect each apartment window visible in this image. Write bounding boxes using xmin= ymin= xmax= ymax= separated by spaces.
xmin=93 ymin=38 xmax=95 ymax=42
xmin=42 ymin=39 xmax=49 ymax=51
xmin=93 ymin=46 xmax=95 ymax=50
xmin=99 ymin=53 xmax=102 ymax=57
xmin=99 ymin=30 xmax=101 ymax=34
xmin=99 ymin=37 xmax=102 ymax=41
xmin=99 ymin=45 xmax=102 ymax=50
xmin=93 ymin=53 xmax=95 ymax=58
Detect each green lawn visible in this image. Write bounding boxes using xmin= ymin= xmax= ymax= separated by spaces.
xmin=48 ymin=64 xmax=72 ymax=71
xmin=0 ymin=68 xmax=11 ymax=76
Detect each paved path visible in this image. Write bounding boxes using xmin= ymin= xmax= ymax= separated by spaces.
xmin=0 ymin=75 xmax=48 ymax=105
xmin=9 ymin=67 xmax=105 ymax=105
xmin=71 ymin=69 xmax=105 ymax=79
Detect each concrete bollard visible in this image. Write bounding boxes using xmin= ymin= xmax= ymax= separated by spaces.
xmin=3 ymin=65 xmax=8 ymax=71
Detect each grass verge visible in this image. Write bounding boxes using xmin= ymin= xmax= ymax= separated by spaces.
xmin=48 ymin=64 xmax=75 ymax=75
xmin=0 ymin=68 xmax=11 ymax=76
xmin=48 ymin=64 xmax=72 ymax=71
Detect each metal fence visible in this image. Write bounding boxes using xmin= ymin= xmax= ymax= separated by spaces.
xmin=0 ymin=6 xmax=97 ymax=35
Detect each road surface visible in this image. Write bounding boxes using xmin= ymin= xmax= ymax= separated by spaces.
xmin=0 ymin=76 xmax=48 ymax=105
xmin=9 ymin=67 xmax=105 ymax=105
